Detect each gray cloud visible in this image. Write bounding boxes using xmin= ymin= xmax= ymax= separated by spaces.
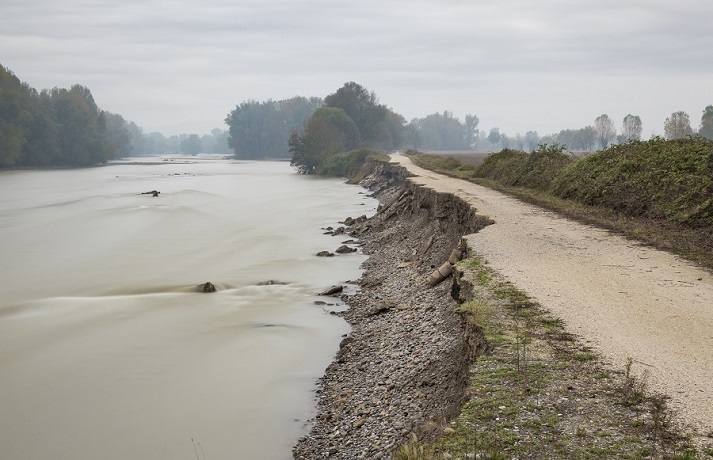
xmin=1 ymin=0 xmax=712 ymax=136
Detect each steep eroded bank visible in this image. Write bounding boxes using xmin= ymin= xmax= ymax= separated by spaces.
xmin=293 ymin=161 xmax=492 ymax=459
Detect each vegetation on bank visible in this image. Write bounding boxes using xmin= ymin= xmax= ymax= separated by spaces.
xmin=395 ymin=257 xmax=710 ymax=459
xmin=407 ymin=137 xmax=713 ymax=269
xmin=289 ymin=82 xmax=401 ymax=175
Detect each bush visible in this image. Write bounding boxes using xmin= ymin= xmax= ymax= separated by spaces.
xmin=474 ymin=145 xmax=572 ymax=191
xmin=552 ymin=137 xmax=713 ymax=226
xmin=317 ymin=149 xmax=385 ymax=177
xmin=512 ymin=144 xmax=573 ymax=191
xmin=474 ymin=149 xmax=529 ymax=185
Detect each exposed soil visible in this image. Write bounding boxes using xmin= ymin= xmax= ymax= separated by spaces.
xmin=292 ymin=162 xmax=492 ymax=459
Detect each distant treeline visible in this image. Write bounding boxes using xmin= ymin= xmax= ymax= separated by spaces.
xmin=226 ymin=85 xmax=713 ymax=162
xmin=0 ymin=64 xmax=231 ymax=167
xmin=225 ymin=82 xmax=482 ymax=163
xmin=1 ymin=64 xmax=126 ymax=167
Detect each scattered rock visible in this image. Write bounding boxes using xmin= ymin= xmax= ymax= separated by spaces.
xmin=199 ymin=282 xmax=216 ymax=293
xmin=335 ymin=245 xmax=357 ymax=254
xmin=319 ymin=285 xmax=344 ymax=296
xmin=293 ymin=161 xmax=488 ymax=459
xmin=141 ymin=190 xmax=160 ymax=197
xmin=317 ymin=251 xmax=335 ymax=257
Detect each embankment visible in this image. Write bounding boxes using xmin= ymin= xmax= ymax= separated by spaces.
xmin=292 ymin=161 xmax=492 ymax=459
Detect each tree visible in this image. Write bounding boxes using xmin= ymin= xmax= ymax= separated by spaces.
xmin=180 ymin=134 xmax=201 ymax=155
xmin=48 ymin=86 xmax=109 ymax=165
xmin=407 ymin=111 xmax=469 ymax=150
xmin=698 ymin=106 xmax=713 ymax=140
xmin=621 ymin=114 xmax=642 ymax=142
xmin=524 ymin=131 xmax=539 ymax=151
xmin=464 ymin=114 xmax=480 ymax=149
xmin=103 ymin=112 xmax=132 ymax=158
xmin=324 ymin=82 xmax=404 ymax=150
xmin=573 ymin=126 xmax=597 ymax=151
xmin=289 ymin=107 xmax=359 ymax=174
xmin=225 ymin=97 xmax=322 ymax=159
xmin=487 ymin=127 xmax=501 ymax=148
xmin=594 ymin=114 xmax=616 ymax=149
xmin=664 ymin=111 xmax=693 ymax=139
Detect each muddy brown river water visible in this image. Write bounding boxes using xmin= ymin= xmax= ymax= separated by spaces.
xmin=0 ymin=156 xmax=375 ymax=459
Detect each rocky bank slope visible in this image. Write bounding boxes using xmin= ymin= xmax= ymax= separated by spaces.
xmin=292 ymin=162 xmax=492 ymax=459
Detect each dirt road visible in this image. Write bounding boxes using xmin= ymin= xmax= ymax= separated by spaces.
xmin=391 ymin=153 xmax=713 ymax=441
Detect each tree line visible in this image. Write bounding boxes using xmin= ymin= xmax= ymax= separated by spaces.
xmin=0 ymin=64 xmax=131 ymax=167
xmin=5 ymin=60 xmax=713 ymax=168
xmin=0 ymin=64 xmax=233 ymax=167
xmin=226 ymin=84 xmax=713 ymax=163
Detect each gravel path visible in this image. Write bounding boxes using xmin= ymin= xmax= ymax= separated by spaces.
xmin=391 ymin=153 xmax=713 ymax=442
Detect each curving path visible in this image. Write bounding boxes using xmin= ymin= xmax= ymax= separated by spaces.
xmin=391 ymin=153 xmax=713 ymax=442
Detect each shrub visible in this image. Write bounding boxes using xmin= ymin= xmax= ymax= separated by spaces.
xmin=474 ymin=148 xmax=528 ymax=185
xmin=552 ymin=137 xmax=713 ymax=227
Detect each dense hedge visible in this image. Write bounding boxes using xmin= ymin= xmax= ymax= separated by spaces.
xmin=474 ymin=145 xmax=573 ymax=191
xmin=552 ymin=138 xmax=713 ymax=227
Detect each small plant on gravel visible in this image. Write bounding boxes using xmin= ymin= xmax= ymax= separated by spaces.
xmin=394 ymin=434 xmax=435 ymax=460
xmin=621 ymin=357 xmax=650 ymax=407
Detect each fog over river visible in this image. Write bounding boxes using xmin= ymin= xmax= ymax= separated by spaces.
xmin=0 ymin=156 xmax=376 ymax=459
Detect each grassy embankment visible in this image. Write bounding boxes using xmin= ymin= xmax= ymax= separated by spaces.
xmin=396 ymin=139 xmax=713 ymax=459
xmin=407 ymin=138 xmax=713 ymax=270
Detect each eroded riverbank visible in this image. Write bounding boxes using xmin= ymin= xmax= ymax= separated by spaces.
xmin=293 ymin=162 xmax=492 ymax=459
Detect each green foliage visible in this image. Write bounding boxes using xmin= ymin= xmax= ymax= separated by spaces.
xmin=512 ymin=144 xmax=573 ymax=191
xmin=552 ymin=137 xmax=713 ymax=227
xmin=473 ymin=149 xmax=529 ymax=185
xmin=225 ymin=96 xmax=322 ymax=159
xmin=474 ymin=144 xmax=574 ymax=191
xmin=698 ymin=106 xmax=713 ymax=140
xmin=291 ymin=83 xmax=406 ymax=175
xmin=317 ymin=149 xmax=382 ymax=177
xmin=324 ymin=81 xmax=404 ymax=150
xmin=0 ymin=64 xmax=144 ymax=167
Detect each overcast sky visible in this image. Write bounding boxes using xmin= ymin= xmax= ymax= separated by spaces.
xmin=2 ymin=0 xmax=712 ymax=138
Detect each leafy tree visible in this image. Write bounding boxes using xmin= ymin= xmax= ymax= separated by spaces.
xmin=180 ymin=134 xmax=201 ymax=155
xmin=103 ymin=112 xmax=132 ymax=158
xmin=464 ymin=114 xmax=480 ymax=149
xmin=289 ymin=107 xmax=359 ymax=174
xmin=46 ymin=85 xmax=109 ymax=165
xmin=407 ymin=111 xmax=469 ymax=150
xmin=324 ymin=82 xmax=403 ymax=150
xmin=524 ymin=131 xmax=539 ymax=151
xmin=698 ymin=105 xmax=713 ymax=140
xmin=487 ymin=127 xmax=501 ymax=148
xmin=573 ymin=126 xmax=597 ymax=151
xmin=225 ymin=96 xmax=321 ymax=159
xmin=664 ymin=111 xmax=693 ymax=139
xmin=621 ymin=114 xmax=642 ymax=142
xmin=594 ymin=114 xmax=616 ymax=148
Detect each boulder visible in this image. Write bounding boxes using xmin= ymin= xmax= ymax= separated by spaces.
xmin=335 ymin=245 xmax=357 ymax=254
xmin=316 ymin=251 xmax=335 ymax=257
xmin=199 ymin=282 xmax=216 ymax=293
xmin=319 ymin=285 xmax=344 ymax=296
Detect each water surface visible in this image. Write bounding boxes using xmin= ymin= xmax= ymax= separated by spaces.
xmin=0 ymin=156 xmax=375 ymax=459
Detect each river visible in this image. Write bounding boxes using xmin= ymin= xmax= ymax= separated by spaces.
xmin=0 ymin=155 xmax=376 ymax=459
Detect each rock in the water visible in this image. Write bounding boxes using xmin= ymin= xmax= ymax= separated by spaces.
xmin=141 ymin=190 xmax=160 ymax=197
xmin=316 ymin=251 xmax=335 ymax=257
xmin=319 ymin=285 xmax=344 ymax=296
xmin=199 ymin=282 xmax=216 ymax=293
xmin=343 ymin=216 xmax=355 ymax=226
xmin=335 ymin=245 xmax=357 ymax=254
